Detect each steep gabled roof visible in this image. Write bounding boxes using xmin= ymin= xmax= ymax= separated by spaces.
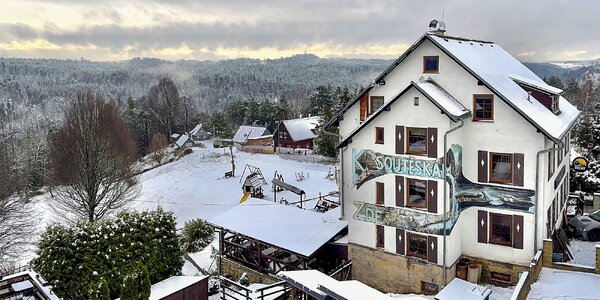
xmin=326 ymin=34 xmax=429 ymax=128
xmin=189 ymin=123 xmax=206 ymax=136
xmin=233 ymin=125 xmax=270 ymax=143
xmin=328 ymin=33 xmax=581 ymax=143
xmin=337 ymin=80 xmax=470 ymax=148
xmin=175 ymin=134 xmax=193 ymax=148
xmin=281 ymin=116 xmax=320 ymax=141
xmin=413 ymin=80 xmax=471 ymax=120
xmin=426 ymin=33 xmax=579 ymax=142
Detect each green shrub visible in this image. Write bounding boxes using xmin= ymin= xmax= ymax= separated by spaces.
xmin=87 ymin=278 xmax=110 ymax=300
xmin=120 ymin=262 xmax=151 ymax=300
xmin=180 ymin=218 xmax=214 ymax=253
xmin=33 ymin=208 xmax=183 ymax=299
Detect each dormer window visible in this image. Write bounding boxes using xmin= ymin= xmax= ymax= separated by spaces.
xmin=511 ymin=77 xmax=562 ymax=114
xmin=423 ymin=56 xmax=439 ymax=73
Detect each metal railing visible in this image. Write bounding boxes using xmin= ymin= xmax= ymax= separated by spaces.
xmin=219 ymin=276 xmax=290 ymax=300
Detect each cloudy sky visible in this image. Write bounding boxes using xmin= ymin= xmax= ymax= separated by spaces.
xmin=1 ymin=0 xmax=598 ymax=62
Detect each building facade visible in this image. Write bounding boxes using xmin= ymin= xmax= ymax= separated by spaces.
xmin=330 ymin=31 xmax=580 ymax=294
xmin=274 ymin=116 xmax=320 ymax=151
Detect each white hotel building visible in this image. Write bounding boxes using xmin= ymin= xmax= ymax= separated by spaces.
xmin=328 ymin=30 xmax=580 ymax=294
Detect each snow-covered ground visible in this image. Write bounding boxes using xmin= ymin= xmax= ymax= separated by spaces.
xmin=487 ymin=284 xmax=515 ymax=300
xmin=527 ymin=267 xmax=600 ymax=299
xmin=16 ymin=142 xmax=338 ymax=270
xmin=134 ymin=141 xmax=339 ymax=227
xmin=183 ymin=234 xmax=219 ymax=275
xmin=568 ymin=239 xmax=598 ymax=266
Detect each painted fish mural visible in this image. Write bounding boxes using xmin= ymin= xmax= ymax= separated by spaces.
xmin=351 ymin=144 xmax=535 ymax=234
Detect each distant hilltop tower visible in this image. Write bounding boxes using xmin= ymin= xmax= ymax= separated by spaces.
xmin=428 ymin=19 xmax=446 ymax=35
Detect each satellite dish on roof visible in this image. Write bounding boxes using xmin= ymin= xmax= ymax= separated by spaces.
xmin=429 ymin=19 xmax=439 ymax=30
xmin=428 ymin=19 xmax=446 ymax=35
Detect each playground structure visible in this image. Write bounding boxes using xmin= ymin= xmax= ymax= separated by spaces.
xmin=272 ymin=171 xmax=286 ymax=192
xmin=239 ymin=164 xmax=267 ymax=185
xmin=295 ymin=171 xmax=309 ymax=181
xmin=313 ymin=193 xmax=340 ymax=213
xmin=242 ymin=173 xmax=265 ymax=199
xmin=272 ymin=179 xmax=306 ymax=208
xmin=324 ymin=166 xmax=339 ymax=184
xmin=240 ymin=192 xmax=251 ymax=204
xmin=238 ymin=164 xmax=267 ymax=199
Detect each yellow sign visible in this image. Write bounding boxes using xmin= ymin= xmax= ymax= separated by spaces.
xmin=573 ymin=156 xmax=589 ymax=172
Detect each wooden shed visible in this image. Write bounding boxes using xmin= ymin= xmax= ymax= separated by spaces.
xmin=148 ymin=276 xmax=209 ymax=300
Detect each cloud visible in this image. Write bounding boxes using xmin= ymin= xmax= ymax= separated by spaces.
xmin=0 ymin=23 xmax=39 ymax=42
xmin=3 ymin=0 xmax=600 ymax=61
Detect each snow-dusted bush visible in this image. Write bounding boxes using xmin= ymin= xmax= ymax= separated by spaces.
xmin=180 ymin=218 xmax=214 ymax=253
xmin=32 ymin=208 xmax=183 ymax=300
xmin=120 ymin=262 xmax=151 ymax=300
xmin=87 ymin=277 xmax=110 ymax=300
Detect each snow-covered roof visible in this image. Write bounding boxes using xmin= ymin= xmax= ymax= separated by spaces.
xmin=1 ymin=271 xmax=61 ymax=300
xmin=281 ymin=116 xmax=320 ymax=141
xmin=233 ymin=125 xmax=270 ymax=143
xmin=209 ymin=198 xmax=347 ymax=257
xmin=414 ymin=80 xmax=470 ymax=120
xmin=427 ymin=33 xmax=580 ymax=142
xmin=149 ymin=276 xmax=207 ymax=300
xmin=175 ymin=134 xmax=193 ymax=148
xmin=337 ymin=81 xmax=470 ymax=148
xmin=190 ymin=124 xmax=204 ymax=136
xmin=245 ymin=173 xmax=265 ymax=189
xmin=509 ymin=75 xmax=564 ymax=95
xmin=279 ymin=270 xmax=401 ymax=300
xmin=435 ymin=278 xmax=491 ymax=300
xmin=329 ymin=33 xmax=581 ymax=143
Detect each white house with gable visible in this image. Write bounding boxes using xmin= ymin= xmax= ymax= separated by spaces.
xmin=327 ymin=26 xmax=580 ymax=294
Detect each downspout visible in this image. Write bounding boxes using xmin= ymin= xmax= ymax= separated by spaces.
xmin=442 ymin=118 xmax=464 ymax=287
xmin=534 ymin=140 xmax=564 ymax=255
xmin=323 ymin=128 xmax=345 ymax=219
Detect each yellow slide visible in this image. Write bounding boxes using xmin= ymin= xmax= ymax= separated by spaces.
xmin=240 ymin=192 xmax=251 ymax=204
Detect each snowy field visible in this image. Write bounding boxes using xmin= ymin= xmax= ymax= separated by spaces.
xmin=16 ymin=141 xmax=338 ymax=270
xmin=528 ymin=267 xmax=600 ymax=299
xmin=133 ymin=141 xmax=339 ymax=227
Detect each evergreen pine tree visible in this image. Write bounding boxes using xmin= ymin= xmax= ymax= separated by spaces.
xmin=140 ymin=263 xmax=151 ymax=300
xmin=120 ymin=269 xmax=139 ymax=300
xmin=99 ymin=278 xmax=111 ymax=300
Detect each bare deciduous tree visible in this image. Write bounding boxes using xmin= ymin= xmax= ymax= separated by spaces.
xmin=50 ymin=92 xmax=138 ymax=222
xmin=148 ymin=132 xmax=167 ymax=163
xmin=0 ymin=133 xmax=34 ymax=266
xmin=146 ymin=78 xmax=181 ymax=141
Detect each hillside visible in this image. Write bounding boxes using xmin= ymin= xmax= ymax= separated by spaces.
xmin=2 ymin=54 xmax=595 ymax=132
